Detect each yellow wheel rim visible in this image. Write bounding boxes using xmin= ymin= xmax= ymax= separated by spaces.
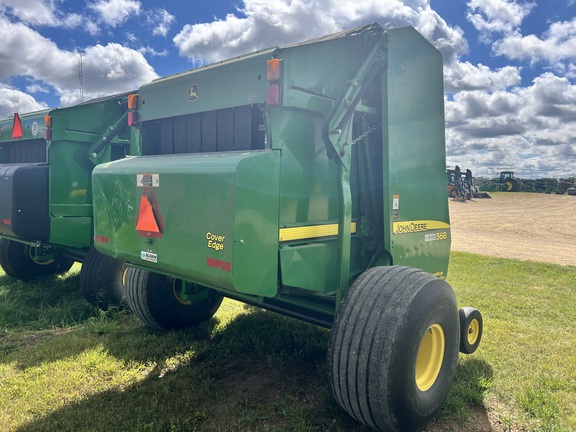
xmin=121 ymin=268 xmax=128 ymax=287
xmin=415 ymin=324 xmax=445 ymax=392
xmin=26 ymin=246 xmax=54 ymax=266
xmin=467 ymin=318 xmax=480 ymax=345
xmin=173 ymin=280 xmax=192 ymax=305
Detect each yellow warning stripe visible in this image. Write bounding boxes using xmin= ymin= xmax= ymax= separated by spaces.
xmin=392 ymin=220 xmax=450 ymax=235
xmin=279 ymin=222 xmax=357 ymax=242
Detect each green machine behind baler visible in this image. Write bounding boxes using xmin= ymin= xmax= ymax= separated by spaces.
xmin=0 ymin=92 xmax=138 ymax=307
xmin=92 ymin=24 xmax=483 ymax=431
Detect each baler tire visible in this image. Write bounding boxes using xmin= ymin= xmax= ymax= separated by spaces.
xmin=124 ymin=267 xmax=223 ymax=331
xmin=459 ymin=307 xmax=483 ymax=354
xmin=328 ymin=266 xmax=459 ymax=432
xmin=0 ymin=238 xmax=73 ymax=280
xmin=80 ymin=247 xmax=126 ymax=310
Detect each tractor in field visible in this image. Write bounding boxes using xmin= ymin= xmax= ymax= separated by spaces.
xmin=497 ymin=171 xmax=521 ymax=192
xmin=91 ymin=24 xmax=482 ymax=431
xmin=479 ymin=170 xmax=522 ymax=192
xmin=0 ymin=93 xmax=138 ymax=308
xmin=568 ymin=178 xmax=576 ymax=196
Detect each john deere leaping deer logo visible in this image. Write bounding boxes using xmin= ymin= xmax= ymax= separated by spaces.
xmin=188 ymin=84 xmax=199 ymax=102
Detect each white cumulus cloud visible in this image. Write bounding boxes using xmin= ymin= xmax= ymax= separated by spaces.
xmin=148 ymin=8 xmax=175 ymax=37
xmin=493 ymin=18 xmax=576 ymax=76
xmin=89 ymin=0 xmax=141 ymax=27
xmin=446 ymin=72 xmax=576 ymax=178
xmin=0 ymin=84 xmax=48 ymax=118
xmin=0 ymin=0 xmax=59 ymax=26
xmin=0 ymin=15 xmax=157 ymax=109
xmin=173 ymin=0 xmax=468 ymax=67
xmin=466 ymin=0 xmax=535 ymax=36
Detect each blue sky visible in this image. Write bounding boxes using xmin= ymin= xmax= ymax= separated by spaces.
xmin=0 ymin=0 xmax=575 ymax=178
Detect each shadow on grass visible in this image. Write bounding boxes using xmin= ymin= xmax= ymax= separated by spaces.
xmin=9 ymin=309 xmax=360 ymax=431
xmin=0 ymin=271 xmax=96 ymax=332
xmin=9 ymin=307 xmax=494 ymax=432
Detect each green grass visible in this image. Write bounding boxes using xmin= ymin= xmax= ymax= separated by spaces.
xmin=447 ymin=253 xmax=576 ymax=431
xmin=0 ymin=254 xmax=575 ymax=431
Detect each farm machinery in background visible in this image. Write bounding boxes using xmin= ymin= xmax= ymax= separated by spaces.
xmin=447 ymin=166 xmax=491 ymax=200
xmin=0 ymin=93 xmax=137 ymax=309
xmin=568 ymin=178 xmax=576 ymax=196
xmin=477 ymin=172 xmax=576 ymax=195
xmin=523 ymin=177 xmax=574 ymax=194
xmin=478 ymin=171 xmax=521 ymax=192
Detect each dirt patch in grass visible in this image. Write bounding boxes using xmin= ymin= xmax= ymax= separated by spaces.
xmin=449 ymin=192 xmax=576 ymax=266
xmin=203 ymin=360 xmax=342 ymax=431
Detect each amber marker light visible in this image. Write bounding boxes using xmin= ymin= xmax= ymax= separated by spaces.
xmin=267 ymin=59 xmax=282 ymax=81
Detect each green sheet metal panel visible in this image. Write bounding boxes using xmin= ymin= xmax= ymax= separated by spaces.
xmin=381 ymin=27 xmax=450 ymax=278
xmin=0 ymin=110 xmax=50 ymax=143
xmin=45 ymin=92 xmax=134 ymax=249
xmin=280 ymin=243 xmax=328 ymax=292
xmin=49 ymin=217 xmax=93 ymax=249
xmin=266 ymin=29 xmax=383 ymax=291
xmin=137 ymin=50 xmax=274 ymax=123
xmin=93 ymin=150 xmax=280 ymax=296
xmin=48 ymin=92 xmax=133 ymax=214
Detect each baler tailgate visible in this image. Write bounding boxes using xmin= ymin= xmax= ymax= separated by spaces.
xmin=93 ymin=150 xmax=281 ymax=297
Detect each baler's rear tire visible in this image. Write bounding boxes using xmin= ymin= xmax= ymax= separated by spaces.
xmin=329 ymin=266 xmax=459 ymax=432
xmin=0 ymin=238 xmax=73 ymax=280
xmin=459 ymin=307 xmax=483 ymax=354
xmin=80 ymin=247 xmax=126 ymax=309
xmin=124 ymin=267 xmax=223 ymax=331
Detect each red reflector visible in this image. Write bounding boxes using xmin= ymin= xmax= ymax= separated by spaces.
xmin=94 ymin=235 xmax=109 ymax=243
xmin=136 ymin=194 xmax=160 ymax=233
xmin=135 ymin=191 xmax=164 ymax=238
xmin=44 ymin=128 xmax=52 ymax=140
xmin=266 ymin=84 xmax=281 ymax=106
xmin=44 ymin=115 xmax=52 ymax=128
xmin=12 ymin=113 xmax=23 ymax=139
xmin=128 ymin=111 xmax=138 ymax=126
xmin=1 ymin=218 xmax=11 ymax=225
xmin=206 ymin=258 xmax=231 ymax=272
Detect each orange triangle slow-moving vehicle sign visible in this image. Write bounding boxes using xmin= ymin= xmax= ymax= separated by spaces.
xmin=12 ymin=113 xmax=23 ymax=139
xmin=135 ymin=192 xmax=164 ymax=238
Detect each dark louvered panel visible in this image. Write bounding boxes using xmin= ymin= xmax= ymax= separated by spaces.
xmin=9 ymin=139 xmax=46 ymax=163
xmin=154 ymin=105 xmax=264 ymax=155
xmin=201 ymin=110 xmax=218 ymax=153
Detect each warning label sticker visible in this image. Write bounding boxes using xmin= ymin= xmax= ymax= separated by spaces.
xmin=141 ymin=251 xmax=158 ymax=263
xmin=137 ymin=174 xmax=160 ymax=187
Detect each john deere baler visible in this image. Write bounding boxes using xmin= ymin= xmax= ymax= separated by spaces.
xmin=92 ymin=24 xmax=482 ymax=432
xmin=0 ymin=93 xmax=138 ymax=307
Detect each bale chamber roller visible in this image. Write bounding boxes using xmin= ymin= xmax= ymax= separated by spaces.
xmin=92 ymin=24 xmax=483 ymax=431
xmin=0 ymin=92 xmax=139 ymax=308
